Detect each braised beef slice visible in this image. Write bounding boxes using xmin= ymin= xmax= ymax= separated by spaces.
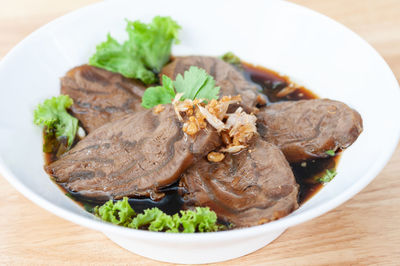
xmin=161 ymin=56 xmax=261 ymax=112
xmin=61 ymin=65 xmax=146 ymax=133
xmin=45 ymin=105 xmax=221 ymax=201
xmin=180 ymin=138 xmax=299 ymax=227
xmin=257 ymin=99 xmax=363 ymax=162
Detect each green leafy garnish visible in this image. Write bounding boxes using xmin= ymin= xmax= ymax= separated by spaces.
xmin=141 ymin=66 xmax=220 ymax=108
xmin=174 ymin=66 xmax=220 ymax=100
xmin=33 ymin=95 xmax=78 ymax=148
xmin=179 ymin=207 xmax=219 ymax=233
xmin=89 ymin=16 xmax=180 ymax=84
xmin=325 ymin=150 xmax=335 ymax=156
xmin=94 ymin=197 xmax=224 ymax=233
xmin=141 ymin=75 xmax=176 ymax=108
xmin=127 ymin=16 xmax=181 ymax=72
xmin=93 ymin=197 xmax=135 ymax=227
xmin=42 ymin=128 xmax=60 ymax=153
xmin=129 ymin=208 xmax=179 ymax=232
xmin=221 ymin=52 xmax=241 ymax=67
xmin=318 ymin=169 xmax=337 ymax=183
xmin=89 ymin=34 xmax=156 ymax=84
xmin=128 ymin=207 xmax=221 ymax=233
xmin=83 ymin=203 xmax=95 ymax=213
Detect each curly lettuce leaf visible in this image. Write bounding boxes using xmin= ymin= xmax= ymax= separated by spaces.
xmin=129 ymin=208 xmax=179 ymax=232
xmin=33 ymin=95 xmax=78 ymax=147
xmin=127 ymin=16 xmax=180 ymax=72
xmin=141 ymin=75 xmax=176 ymax=108
xmin=141 ymin=67 xmax=220 ymax=108
xmin=89 ymin=16 xmax=180 ymax=84
xmin=129 ymin=207 xmax=220 ymax=232
xmin=174 ymin=66 xmax=220 ymax=101
xmin=94 ymin=197 xmax=135 ymax=226
xmin=179 ymin=207 xmax=219 ymax=233
xmin=93 ymin=197 xmax=223 ymax=233
xmin=89 ymin=34 xmax=156 ymax=84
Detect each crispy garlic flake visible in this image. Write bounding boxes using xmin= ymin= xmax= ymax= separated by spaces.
xmin=172 ymin=94 xmax=258 ymax=162
xmin=153 ymin=104 xmax=165 ymax=114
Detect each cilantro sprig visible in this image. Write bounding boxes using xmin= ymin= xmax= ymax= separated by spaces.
xmin=325 ymin=149 xmax=335 ymax=156
xmin=141 ymin=75 xmax=176 ymax=108
xmin=318 ymin=169 xmax=337 ymax=183
xmin=141 ymin=66 xmax=220 ymax=108
xmin=221 ymin=52 xmax=242 ymax=67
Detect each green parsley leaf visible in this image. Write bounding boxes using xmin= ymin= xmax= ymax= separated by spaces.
xmin=89 ymin=34 xmax=156 ymax=85
xmin=318 ymin=169 xmax=337 ymax=183
xmin=141 ymin=75 xmax=176 ymax=108
xmin=127 ymin=16 xmax=181 ymax=72
xmin=89 ymin=16 xmax=180 ymax=84
xmin=33 ymin=95 xmax=78 ymax=148
xmin=325 ymin=149 xmax=335 ymax=156
xmin=221 ymin=52 xmax=241 ymax=67
xmin=93 ymin=197 xmax=224 ymax=233
xmin=174 ymin=66 xmax=220 ymax=100
xmin=141 ymin=67 xmax=220 ymax=109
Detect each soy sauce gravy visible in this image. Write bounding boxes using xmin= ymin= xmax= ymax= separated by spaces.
xmin=242 ymin=62 xmax=340 ymax=203
xmin=44 ymin=61 xmax=339 ymax=214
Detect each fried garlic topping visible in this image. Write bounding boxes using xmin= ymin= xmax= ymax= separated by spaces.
xmin=153 ymin=104 xmax=165 ymax=114
xmin=207 ymin=152 xmax=225 ymax=162
xmin=173 ymin=94 xmax=257 ymax=154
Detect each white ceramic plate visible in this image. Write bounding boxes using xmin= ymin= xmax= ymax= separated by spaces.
xmin=0 ymin=0 xmax=399 ymax=264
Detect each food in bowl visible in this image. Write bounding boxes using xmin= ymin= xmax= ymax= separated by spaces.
xmin=33 ymin=16 xmax=363 ymax=232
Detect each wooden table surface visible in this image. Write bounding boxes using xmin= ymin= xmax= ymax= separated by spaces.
xmin=1 ymin=0 xmax=399 ymax=265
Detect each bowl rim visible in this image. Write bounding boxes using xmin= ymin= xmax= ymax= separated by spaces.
xmin=0 ymin=0 xmax=399 ymax=242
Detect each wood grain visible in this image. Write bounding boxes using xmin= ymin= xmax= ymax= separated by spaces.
xmin=0 ymin=0 xmax=399 ymax=265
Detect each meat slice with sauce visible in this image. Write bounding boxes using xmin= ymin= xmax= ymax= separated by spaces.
xmin=180 ymin=138 xmax=299 ymax=227
xmin=45 ymin=105 xmax=221 ymax=201
xmin=161 ymin=56 xmax=262 ymax=112
xmin=257 ymin=99 xmax=363 ymax=163
xmin=61 ymin=65 xmax=147 ymax=133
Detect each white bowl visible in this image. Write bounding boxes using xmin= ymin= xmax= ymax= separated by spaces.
xmin=0 ymin=0 xmax=399 ymax=264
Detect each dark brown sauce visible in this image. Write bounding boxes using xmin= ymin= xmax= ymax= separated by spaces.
xmin=44 ymin=60 xmax=340 ymax=213
xmin=242 ymin=62 xmax=318 ymax=103
xmin=241 ymin=62 xmax=339 ymax=204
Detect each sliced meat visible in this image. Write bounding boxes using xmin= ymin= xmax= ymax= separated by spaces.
xmin=180 ymin=138 xmax=299 ymax=228
xmin=61 ymin=65 xmax=146 ymax=133
xmin=161 ymin=56 xmax=261 ymax=112
xmin=257 ymin=99 xmax=363 ymax=162
xmin=45 ymin=105 xmax=221 ymax=201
